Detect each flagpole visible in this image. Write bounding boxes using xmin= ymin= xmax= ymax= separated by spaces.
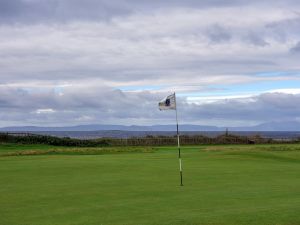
xmin=174 ymin=92 xmax=183 ymax=186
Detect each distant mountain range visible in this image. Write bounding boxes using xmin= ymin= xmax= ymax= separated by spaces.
xmin=1 ymin=121 xmax=300 ymax=132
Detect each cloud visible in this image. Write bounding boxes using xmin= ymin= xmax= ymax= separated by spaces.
xmin=0 ymin=7 xmax=298 ymax=84
xmin=36 ymin=108 xmax=56 ymax=114
xmin=290 ymin=41 xmax=300 ymax=53
xmin=206 ymin=24 xmax=232 ymax=43
xmin=245 ymin=32 xmax=269 ymax=46
xmin=181 ymin=92 xmax=300 ymax=125
xmin=0 ymin=0 xmax=300 ymax=126
xmin=1 ymin=84 xmax=300 ymax=126
xmin=0 ymin=0 xmax=299 ymax=25
xmin=0 ymin=0 xmax=131 ymax=24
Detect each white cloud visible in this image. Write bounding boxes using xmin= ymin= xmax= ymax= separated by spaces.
xmin=186 ymin=94 xmax=255 ymax=104
xmin=266 ymin=88 xmax=300 ymax=94
xmin=35 ymin=108 xmax=56 ymax=114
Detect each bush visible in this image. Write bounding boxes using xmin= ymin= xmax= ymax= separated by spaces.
xmin=1 ymin=132 xmax=299 ymax=147
xmin=0 ymin=133 xmax=109 ymax=147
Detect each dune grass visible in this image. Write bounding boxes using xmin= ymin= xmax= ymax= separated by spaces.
xmin=0 ymin=144 xmax=300 ymax=225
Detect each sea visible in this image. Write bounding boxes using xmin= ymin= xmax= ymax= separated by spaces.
xmin=10 ymin=130 xmax=300 ymax=140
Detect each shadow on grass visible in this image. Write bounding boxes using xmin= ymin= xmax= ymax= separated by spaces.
xmin=223 ymin=151 xmax=300 ymax=164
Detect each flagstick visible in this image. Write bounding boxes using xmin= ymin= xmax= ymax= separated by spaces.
xmin=174 ymin=92 xmax=183 ymax=186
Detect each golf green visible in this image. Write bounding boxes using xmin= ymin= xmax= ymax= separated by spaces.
xmin=1 ymin=145 xmax=300 ymax=225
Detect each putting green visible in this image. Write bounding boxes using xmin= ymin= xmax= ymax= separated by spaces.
xmin=1 ymin=145 xmax=300 ymax=225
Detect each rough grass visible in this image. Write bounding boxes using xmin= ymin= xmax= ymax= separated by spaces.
xmin=200 ymin=143 xmax=300 ymax=151
xmin=0 ymin=143 xmax=155 ymax=156
xmin=0 ymin=144 xmax=300 ymax=225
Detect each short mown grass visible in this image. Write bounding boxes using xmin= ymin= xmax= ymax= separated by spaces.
xmin=0 ymin=143 xmax=300 ymax=225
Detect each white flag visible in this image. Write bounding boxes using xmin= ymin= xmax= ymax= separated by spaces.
xmin=159 ymin=93 xmax=176 ymax=110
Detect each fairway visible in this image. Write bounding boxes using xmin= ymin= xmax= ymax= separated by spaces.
xmin=1 ymin=145 xmax=300 ymax=225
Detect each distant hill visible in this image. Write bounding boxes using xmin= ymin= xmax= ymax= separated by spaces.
xmin=248 ymin=121 xmax=300 ymax=131
xmin=1 ymin=121 xmax=300 ymax=132
xmin=0 ymin=124 xmax=221 ymax=132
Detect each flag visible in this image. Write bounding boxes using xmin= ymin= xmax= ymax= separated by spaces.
xmin=158 ymin=92 xmax=183 ymax=186
xmin=159 ymin=93 xmax=176 ymax=110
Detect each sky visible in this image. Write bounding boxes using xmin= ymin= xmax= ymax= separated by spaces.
xmin=0 ymin=0 xmax=300 ymax=127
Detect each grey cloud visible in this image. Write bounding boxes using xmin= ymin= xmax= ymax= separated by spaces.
xmin=265 ymin=17 xmax=300 ymax=42
xmin=2 ymin=88 xmax=157 ymax=114
xmin=206 ymin=24 xmax=232 ymax=43
xmin=1 ymin=85 xmax=300 ymax=126
xmin=0 ymin=5 xmax=297 ymax=86
xmin=0 ymin=0 xmax=298 ymax=24
xmin=290 ymin=41 xmax=300 ymax=53
xmin=180 ymin=93 xmax=300 ymax=124
xmin=245 ymin=33 xmax=269 ymax=46
xmin=0 ymin=0 xmax=22 ymax=17
xmin=0 ymin=0 xmax=130 ymax=24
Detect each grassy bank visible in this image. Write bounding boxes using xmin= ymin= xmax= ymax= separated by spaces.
xmin=0 ymin=144 xmax=300 ymax=225
xmin=2 ymin=142 xmax=300 ymax=156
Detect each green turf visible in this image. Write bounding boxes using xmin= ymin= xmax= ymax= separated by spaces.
xmin=1 ymin=144 xmax=300 ymax=225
